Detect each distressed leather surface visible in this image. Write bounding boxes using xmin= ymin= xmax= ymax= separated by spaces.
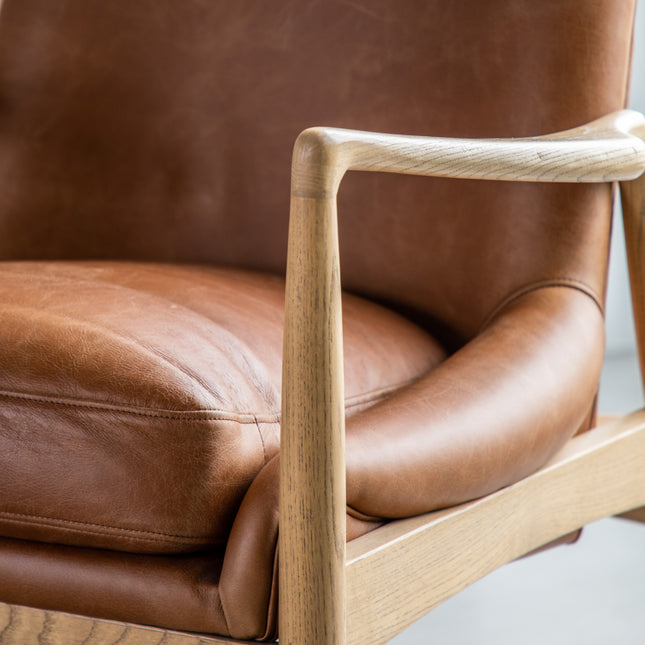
xmin=0 ymin=0 xmax=635 ymax=639
xmin=0 ymin=0 xmax=629 ymax=341
xmin=0 ymin=261 xmax=443 ymax=553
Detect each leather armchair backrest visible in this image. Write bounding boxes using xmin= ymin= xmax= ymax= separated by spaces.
xmin=0 ymin=0 xmax=634 ymax=344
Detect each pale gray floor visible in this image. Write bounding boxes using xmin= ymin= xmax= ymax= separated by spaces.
xmin=390 ymin=353 xmax=645 ymax=645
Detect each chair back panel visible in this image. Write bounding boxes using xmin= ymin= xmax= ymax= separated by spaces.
xmin=0 ymin=0 xmax=634 ymax=341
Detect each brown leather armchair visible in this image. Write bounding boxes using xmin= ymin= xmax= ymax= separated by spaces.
xmin=1 ymin=1 xmax=645 ymax=644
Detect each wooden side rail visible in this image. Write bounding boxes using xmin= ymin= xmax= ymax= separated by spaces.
xmin=346 ymin=412 xmax=645 ymax=644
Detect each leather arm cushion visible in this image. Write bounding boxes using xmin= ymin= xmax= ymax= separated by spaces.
xmin=218 ymin=284 xmax=603 ymax=639
xmin=344 ymin=284 xmax=604 ymax=519
xmin=219 ymin=454 xmax=381 ymax=641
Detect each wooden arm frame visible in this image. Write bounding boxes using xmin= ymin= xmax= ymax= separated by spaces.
xmin=280 ymin=110 xmax=645 ymax=645
xmin=3 ymin=112 xmax=645 ymax=645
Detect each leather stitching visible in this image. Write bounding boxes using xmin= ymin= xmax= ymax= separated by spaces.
xmin=480 ymin=277 xmax=604 ymax=332
xmin=254 ymin=415 xmax=268 ymax=464
xmin=0 ymin=379 xmax=419 ymax=544
xmin=0 ymin=377 xmax=417 ymax=424
xmin=0 ymin=390 xmax=273 ymax=423
xmin=0 ymin=510 xmax=213 ymax=544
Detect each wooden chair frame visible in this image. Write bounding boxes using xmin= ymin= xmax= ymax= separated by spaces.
xmin=2 ymin=111 xmax=645 ymax=645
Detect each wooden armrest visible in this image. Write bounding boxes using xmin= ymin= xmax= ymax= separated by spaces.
xmin=280 ymin=110 xmax=645 ymax=645
xmin=291 ymin=109 xmax=645 ymax=198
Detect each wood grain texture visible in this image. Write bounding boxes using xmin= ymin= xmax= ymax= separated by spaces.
xmin=293 ymin=109 xmax=645 ymax=187
xmin=279 ymin=112 xmax=645 ymax=645
xmin=280 ymin=142 xmax=346 ymax=644
xmin=345 ymin=412 xmax=645 ymax=645
xmin=0 ymin=603 xmax=240 ymax=645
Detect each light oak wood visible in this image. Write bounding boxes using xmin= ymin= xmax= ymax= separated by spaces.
xmin=293 ymin=109 xmax=645 ymax=189
xmin=0 ymin=602 xmax=239 ymax=645
xmin=280 ymin=156 xmax=346 ymax=642
xmin=278 ymin=111 xmax=645 ymax=645
xmin=345 ymin=412 xmax=645 ymax=645
xmin=280 ymin=109 xmax=645 ymax=645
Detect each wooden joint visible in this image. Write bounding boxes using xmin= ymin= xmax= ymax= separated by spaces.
xmin=291 ymin=128 xmax=347 ymax=199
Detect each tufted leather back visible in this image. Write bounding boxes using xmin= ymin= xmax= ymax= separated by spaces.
xmin=0 ymin=0 xmax=634 ymax=344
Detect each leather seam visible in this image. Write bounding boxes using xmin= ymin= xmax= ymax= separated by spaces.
xmin=0 ymin=377 xmax=416 ymax=424
xmin=0 ymin=510 xmax=213 ymax=544
xmin=220 ymin=588 xmax=233 ymax=639
xmin=345 ymin=381 xmax=415 ymax=411
xmin=346 ymin=505 xmax=382 ymax=522
xmin=0 ymin=378 xmax=418 ymax=543
xmin=261 ymin=538 xmax=280 ymax=641
xmin=0 ymin=390 xmax=272 ymax=424
xmin=254 ymin=415 xmax=269 ymax=464
xmin=480 ymin=278 xmax=604 ymax=331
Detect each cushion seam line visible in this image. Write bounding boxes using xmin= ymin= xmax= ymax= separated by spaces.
xmin=0 ymin=376 xmax=420 ymax=424
xmin=480 ymin=277 xmax=604 ymax=332
xmin=0 ymin=510 xmax=215 ymax=543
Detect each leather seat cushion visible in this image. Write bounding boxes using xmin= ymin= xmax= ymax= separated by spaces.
xmin=0 ymin=261 xmax=445 ymax=554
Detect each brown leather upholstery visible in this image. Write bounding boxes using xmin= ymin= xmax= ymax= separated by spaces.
xmin=0 ymin=261 xmax=440 ymax=553
xmin=0 ymin=0 xmax=635 ymax=640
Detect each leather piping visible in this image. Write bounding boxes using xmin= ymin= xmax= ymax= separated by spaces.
xmin=0 ymin=511 xmax=208 ymax=547
xmin=0 ymin=376 xmax=425 ymax=546
xmin=480 ymin=278 xmax=604 ymax=333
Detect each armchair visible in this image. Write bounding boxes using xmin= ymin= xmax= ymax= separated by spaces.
xmin=0 ymin=1 xmax=645 ymax=644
